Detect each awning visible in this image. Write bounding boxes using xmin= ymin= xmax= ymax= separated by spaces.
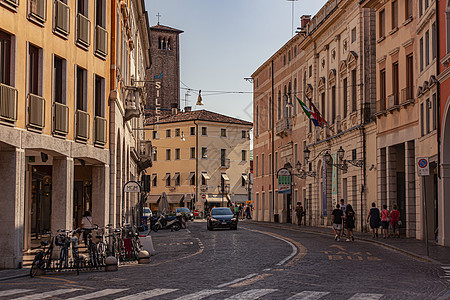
xmin=167 ymin=194 xmax=185 ymax=203
xmin=172 ymin=173 xmax=180 ymax=181
xmin=221 ymin=173 xmax=230 ymax=181
xmin=146 ymin=195 xmax=161 ymax=204
xmin=205 ymin=195 xmax=227 ymax=204
xmin=162 ymin=173 xmax=170 ymax=181
xmin=241 ymin=174 xmax=248 ymax=182
xmin=187 ymin=172 xmax=195 ymax=180
xmin=202 ymin=173 xmax=210 ymax=180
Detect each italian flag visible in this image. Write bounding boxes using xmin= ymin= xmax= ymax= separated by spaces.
xmin=297 ymin=97 xmax=320 ymax=127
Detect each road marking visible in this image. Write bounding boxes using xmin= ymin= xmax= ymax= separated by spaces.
xmin=224 ymin=289 xmax=277 ymax=300
xmin=173 ymin=289 xmax=225 ymax=300
xmin=229 ymin=273 xmax=272 ymax=288
xmin=0 ymin=289 xmax=34 ymax=297
xmin=348 ymin=293 xmax=383 ymax=300
xmin=287 ymin=291 xmax=330 ymax=299
xmin=115 ymin=288 xmax=178 ymax=300
xmin=65 ymin=289 xmax=128 ymax=299
xmin=12 ymin=288 xmax=81 ymax=300
xmin=217 ymin=273 xmax=259 ymax=288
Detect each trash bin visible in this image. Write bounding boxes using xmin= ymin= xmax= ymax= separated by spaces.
xmin=274 ymin=214 xmax=279 ymax=223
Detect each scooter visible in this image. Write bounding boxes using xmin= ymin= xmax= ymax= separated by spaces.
xmin=152 ymin=215 xmax=181 ymax=232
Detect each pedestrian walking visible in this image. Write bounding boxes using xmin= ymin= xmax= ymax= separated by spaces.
xmin=81 ymin=211 xmax=94 ymax=246
xmin=390 ymin=204 xmax=401 ymax=238
xmin=339 ymin=199 xmax=347 ymax=236
xmin=367 ymin=202 xmax=381 ymax=238
xmin=344 ymin=204 xmax=355 ymax=241
xmin=245 ymin=205 xmax=252 ymax=219
xmin=332 ymin=204 xmax=343 ymax=241
xmin=295 ymin=202 xmax=304 ymax=227
xmin=233 ymin=204 xmax=239 ymax=217
xmin=380 ymin=204 xmax=390 ymax=239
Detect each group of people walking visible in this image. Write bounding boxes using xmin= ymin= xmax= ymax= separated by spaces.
xmin=331 ymin=199 xmax=356 ymax=242
xmin=233 ymin=204 xmax=252 ymax=220
xmin=367 ymin=202 xmax=401 ymax=239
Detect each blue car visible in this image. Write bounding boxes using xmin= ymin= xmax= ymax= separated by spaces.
xmin=207 ymin=207 xmax=238 ymax=230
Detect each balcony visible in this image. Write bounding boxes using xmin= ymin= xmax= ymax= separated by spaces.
xmin=54 ymin=0 xmax=70 ymax=36
xmin=76 ymin=13 xmax=90 ymax=48
xmin=94 ymin=116 xmax=107 ymax=146
xmin=95 ymin=25 xmax=108 ymax=58
xmin=0 ymin=83 xmax=17 ymax=123
xmin=28 ymin=0 xmax=46 ymax=24
xmin=28 ymin=93 xmax=45 ymax=130
xmin=276 ymin=117 xmax=293 ymax=137
xmin=220 ymin=158 xmax=230 ymax=169
xmin=75 ymin=110 xmax=90 ymax=142
xmin=53 ymin=102 xmax=68 ymax=136
xmin=387 ymin=93 xmax=400 ymax=113
xmin=2 ymin=0 xmax=19 ymax=9
xmin=376 ymin=98 xmax=387 ymax=117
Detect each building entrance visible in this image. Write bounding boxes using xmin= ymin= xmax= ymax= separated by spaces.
xmin=30 ymin=166 xmax=52 ymax=240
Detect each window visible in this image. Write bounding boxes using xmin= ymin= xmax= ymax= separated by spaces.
xmin=255 ymin=106 xmax=259 ymax=136
xmin=53 ymin=56 xmax=66 ymax=104
xmin=433 ymin=93 xmax=437 ymax=130
xmin=379 ymin=10 xmax=385 ymax=38
xmin=201 ymin=147 xmax=207 ymax=159
xmin=94 ymin=75 xmax=105 ymax=117
xmin=29 ymin=44 xmax=42 ymax=96
xmin=78 ymin=0 xmax=88 ymax=17
xmin=309 ymin=65 xmax=312 ymax=77
xmin=201 ymin=172 xmax=208 ymax=186
xmin=321 ymin=92 xmax=325 ymax=116
xmin=76 ymin=66 xmax=87 ymax=111
xmin=221 ymin=149 xmax=226 ymax=166
xmin=189 ymin=172 xmax=195 ymax=185
xmin=380 ymin=68 xmax=386 ymax=111
xmin=165 ymin=173 xmax=171 ymax=186
xmin=406 ymin=54 xmax=414 ymax=99
xmin=392 ymin=62 xmax=399 ymax=105
xmin=343 ymin=77 xmax=348 ymax=118
xmin=96 ymin=0 xmax=105 ymax=27
xmin=425 ymin=30 xmax=430 ymax=66
xmin=241 ymin=130 xmax=246 ymax=138
xmin=288 ymin=50 xmax=291 ymax=61
xmin=432 ymin=22 xmax=436 ymax=59
xmin=0 ymin=30 xmax=12 ymax=86
xmin=421 ymin=102 xmax=424 ymax=136
xmin=175 ymin=148 xmax=180 ymax=160
xmin=153 ymin=149 xmax=157 ymax=161
xmin=152 ymin=131 xmax=158 ymax=139
xmin=221 ymin=128 xmax=227 ymax=137
xmin=331 ymin=86 xmax=336 ymax=124
xmin=447 ymin=9 xmax=450 ymax=54
xmin=352 ymin=149 xmax=357 ymax=161
xmin=255 ymin=156 xmax=259 ymax=177
xmin=351 ymin=69 xmax=357 ymax=112
xmin=419 ymin=0 xmax=423 ymax=17
xmin=242 ymin=150 xmax=247 ymax=161
xmin=275 ymin=152 xmax=278 ymax=171
xmin=420 ymin=37 xmax=424 ymax=71
xmin=166 ymin=149 xmax=171 ymax=160
xmin=294 ymin=46 xmax=297 ymax=57
xmin=293 ymin=78 xmax=297 ymax=115
xmin=391 ymin=1 xmax=398 ymax=29
xmin=166 ymin=129 xmax=171 ymax=138
xmin=426 ymin=99 xmax=430 ymax=134
xmin=283 ymin=55 xmax=286 ymax=65
xmin=277 ymin=91 xmax=281 ymax=120
xmin=190 ymin=126 xmax=195 ymax=135
xmin=405 ymin=0 xmax=412 ymax=19
xmin=174 ymin=173 xmax=180 ymax=186
xmin=201 ymin=127 xmax=207 ymax=136
xmin=190 ymin=147 xmax=195 ymax=159
xmin=261 ymin=153 xmax=265 ymax=176
xmin=268 ymin=97 xmax=273 ymax=127
xmin=294 ymin=144 xmax=298 ymax=164
xmin=175 ymin=128 xmax=180 ymax=137
xmin=351 ymin=27 xmax=356 ymax=43
xmin=242 ymin=174 xmax=247 ymax=187
xmin=268 ymin=153 xmax=272 ymax=174
xmin=152 ymin=174 xmax=157 ymax=187
xmin=425 ymin=0 xmax=429 ymax=10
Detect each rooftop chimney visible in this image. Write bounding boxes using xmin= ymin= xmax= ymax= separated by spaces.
xmin=301 ymin=15 xmax=311 ymax=28
xmin=171 ymin=103 xmax=178 ymax=115
xmin=184 ymin=106 xmax=192 ymax=112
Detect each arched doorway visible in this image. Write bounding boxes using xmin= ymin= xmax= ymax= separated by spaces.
xmin=439 ymin=96 xmax=450 ymax=246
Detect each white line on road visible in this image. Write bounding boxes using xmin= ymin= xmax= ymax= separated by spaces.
xmin=224 ymin=289 xmax=277 ymax=300
xmin=348 ymin=293 xmax=383 ymax=300
xmin=217 ymin=273 xmax=259 ymax=288
xmin=65 ymin=289 xmax=128 ymax=300
xmin=0 ymin=289 xmax=34 ymax=297
xmin=12 ymin=288 xmax=81 ymax=300
xmin=115 ymin=288 xmax=178 ymax=300
xmin=287 ymin=291 xmax=330 ymax=299
xmin=173 ymin=289 xmax=225 ymax=300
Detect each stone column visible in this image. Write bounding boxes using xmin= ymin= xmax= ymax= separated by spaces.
xmin=92 ymin=164 xmax=110 ymax=227
xmin=386 ymin=146 xmax=397 ymax=208
xmin=51 ymin=157 xmax=74 ymax=233
xmin=405 ymin=141 xmax=416 ymax=238
xmin=377 ymin=147 xmax=387 ymax=207
xmin=0 ymin=148 xmax=25 ymax=269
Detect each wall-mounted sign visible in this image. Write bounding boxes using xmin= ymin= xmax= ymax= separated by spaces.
xmin=124 ymin=181 xmax=141 ymax=193
xmin=277 ymin=168 xmax=291 ymax=194
xmin=417 ymin=157 xmax=429 ymax=176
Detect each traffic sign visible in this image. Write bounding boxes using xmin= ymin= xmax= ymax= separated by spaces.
xmin=201 ymin=194 xmax=206 ymax=200
xmin=417 ymin=157 xmax=429 ymax=176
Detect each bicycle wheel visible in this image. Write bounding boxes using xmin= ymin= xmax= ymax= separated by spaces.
xmin=30 ymin=254 xmax=43 ymax=278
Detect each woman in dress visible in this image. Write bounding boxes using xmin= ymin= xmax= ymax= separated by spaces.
xmin=390 ymin=204 xmax=401 ymax=238
xmin=345 ymin=204 xmax=356 ymax=242
xmin=367 ymin=202 xmax=381 ymax=238
xmin=380 ymin=204 xmax=390 ymax=239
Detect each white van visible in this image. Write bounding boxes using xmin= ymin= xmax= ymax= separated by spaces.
xmin=143 ymin=207 xmax=153 ymax=218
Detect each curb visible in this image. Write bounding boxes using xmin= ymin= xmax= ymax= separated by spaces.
xmin=0 ymin=272 xmax=29 ymax=281
xmin=244 ymin=221 xmax=440 ymax=264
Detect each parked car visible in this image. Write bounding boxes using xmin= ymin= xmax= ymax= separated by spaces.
xmin=176 ymin=207 xmax=194 ymax=221
xmin=143 ymin=207 xmax=153 ymax=218
xmin=207 ymin=207 xmax=237 ymax=230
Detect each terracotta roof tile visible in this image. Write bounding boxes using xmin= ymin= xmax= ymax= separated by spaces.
xmin=151 ymin=24 xmax=184 ymax=33
xmin=145 ymin=109 xmax=252 ymax=126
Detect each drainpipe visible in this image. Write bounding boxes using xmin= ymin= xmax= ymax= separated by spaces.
xmin=271 ymin=60 xmax=275 ymax=222
xmin=195 ymin=120 xmax=199 ymax=216
xmin=436 ymin=0 xmax=441 ymax=181
xmin=362 ymin=126 xmax=367 ymax=232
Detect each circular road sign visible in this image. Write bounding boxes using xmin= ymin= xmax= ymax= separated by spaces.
xmin=418 ymin=159 xmax=428 ymax=168
xmin=201 ymin=194 xmax=206 ymax=200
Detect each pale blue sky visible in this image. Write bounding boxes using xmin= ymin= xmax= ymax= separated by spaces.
xmin=145 ymin=0 xmax=328 ymax=122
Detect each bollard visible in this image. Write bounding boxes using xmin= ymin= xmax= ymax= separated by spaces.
xmin=140 ymin=236 xmax=156 ymax=256
xmin=105 ymin=256 xmax=118 ymax=272
xmin=138 ymin=250 xmax=150 ymax=264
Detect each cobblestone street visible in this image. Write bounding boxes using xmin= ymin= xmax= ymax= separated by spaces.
xmin=0 ymin=221 xmax=449 ymax=299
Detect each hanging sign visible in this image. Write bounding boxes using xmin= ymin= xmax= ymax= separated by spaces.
xmin=277 ymin=168 xmax=291 ymax=194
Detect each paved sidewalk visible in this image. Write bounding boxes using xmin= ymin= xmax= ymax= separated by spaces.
xmin=245 ymin=220 xmax=450 ymax=264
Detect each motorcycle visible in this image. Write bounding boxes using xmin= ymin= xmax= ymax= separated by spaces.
xmin=152 ymin=215 xmax=181 ymax=232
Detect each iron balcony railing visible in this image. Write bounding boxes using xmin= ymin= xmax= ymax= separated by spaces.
xmin=53 ymin=102 xmax=68 ymax=135
xmin=28 ymin=93 xmax=45 ymax=129
xmin=0 ymin=83 xmax=17 ymax=122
